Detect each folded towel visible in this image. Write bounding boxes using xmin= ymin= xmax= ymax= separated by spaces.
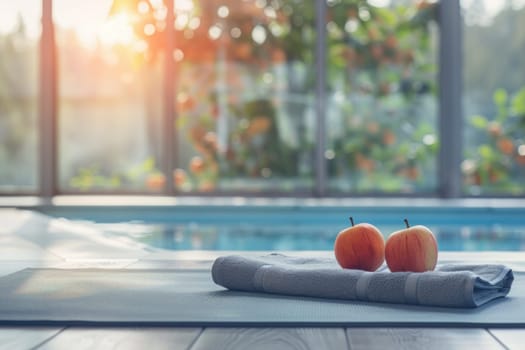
xmin=211 ymin=253 xmax=514 ymax=308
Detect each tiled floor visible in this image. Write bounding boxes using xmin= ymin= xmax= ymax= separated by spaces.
xmin=1 ymin=209 xmax=524 ymax=350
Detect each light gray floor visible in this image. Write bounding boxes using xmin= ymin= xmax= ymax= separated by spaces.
xmin=1 ymin=209 xmax=525 ymax=350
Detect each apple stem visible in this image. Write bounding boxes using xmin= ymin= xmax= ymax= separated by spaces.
xmin=349 ymin=217 xmax=354 ymax=226
xmin=404 ymin=218 xmax=410 ymax=228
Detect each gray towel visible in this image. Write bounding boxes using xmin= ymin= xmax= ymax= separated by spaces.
xmin=211 ymin=253 xmax=514 ymax=308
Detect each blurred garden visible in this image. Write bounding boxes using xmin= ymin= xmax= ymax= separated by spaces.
xmin=0 ymin=0 xmax=524 ymax=195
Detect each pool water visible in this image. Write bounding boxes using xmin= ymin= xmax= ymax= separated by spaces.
xmin=94 ymin=222 xmax=525 ymax=251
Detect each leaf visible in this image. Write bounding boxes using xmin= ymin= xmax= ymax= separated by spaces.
xmin=478 ymin=144 xmax=494 ymax=159
xmin=142 ymin=157 xmax=155 ymax=172
xmin=470 ymin=115 xmax=488 ymax=129
xmin=511 ymin=87 xmax=525 ymax=116
xmin=110 ymin=176 xmax=121 ymax=187
xmin=493 ymin=88 xmax=507 ymax=108
xmin=328 ymin=44 xmax=349 ymax=68
xmin=375 ymin=7 xmax=397 ymax=27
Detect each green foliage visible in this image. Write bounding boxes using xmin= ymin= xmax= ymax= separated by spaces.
xmin=97 ymin=0 xmax=441 ymax=193
xmin=465 ymin=86 xmax=525 ymax=195
xmin=471 ymin=115 xmax=488 ymax=129
xmin=323 ymin=1 xmax=438 ymax=192
xmin=68 ymin=157 xmax=161 ymax=191
xmin=511 ymin=87 xmax=525 ymax=125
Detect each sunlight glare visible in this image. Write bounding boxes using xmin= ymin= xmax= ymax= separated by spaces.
xmin=133 ymin=40 xmax=148 ymax=53
xmin=252 ymin=25 xmax=267 ymax=45
xmin=144 ymin=23 xmax=156 ymax=36
xmin=154 ymin=7 xmax=168 ymax=21
xmin=367 ymin=0 xmax=391 ymax=8
xmin=175 ymin=13 xmax=189 ymax=30
xmin=175 ymin=0 xmax=194 ymax=13
xmin=208 ymin=25 xmax=222 ymax=40
xmin=173 ymin=49 xmax=184 ymax=61
xmin=98 ymin=13 xmax=134 ymax=46
xmin=188 ymin=17 xmax=201 ymax=30
xmin=0 ymin=0 xmax=40 ymax=38
xmin=53 ymin=0 xmax=111 ymax=48
xmin=217 ymin=6 xmax=230 ymax=18
xmin=230 ymin=27 xmax=242 ymax=38
xmin=137 ymin=1 xmax=150 ymax=15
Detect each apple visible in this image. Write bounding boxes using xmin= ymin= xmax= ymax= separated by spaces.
xmin=385 ymin=219 xmax=438 ymax=272
xmin=334 ymin=217 xmax=385 ymax=271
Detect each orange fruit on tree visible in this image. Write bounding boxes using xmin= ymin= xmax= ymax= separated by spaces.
xmin=173 ymin=168 xmax=187 ymax=187
xmin=246 ymin=116 xmax=271 ymax=137
xmin=382 ymin=130 xmax=396 ymax=145
xmin=497 ymin=138 xmax=514 ymax=155
xmin=189 ymin=156 xmax=205 ymax=174
xmin=145 ymin=173 xmax=165 ymax=191
xmin=366 ymin=121 xmax=380 ymax=134
xmin=487 ymin=121 xmax=502 ymax=137
xmin=199 ymin=180 xmax=216 ymax=192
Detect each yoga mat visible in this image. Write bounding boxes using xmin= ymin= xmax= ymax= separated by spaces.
xmin=0 ymin=268 xmax=523 ymax=327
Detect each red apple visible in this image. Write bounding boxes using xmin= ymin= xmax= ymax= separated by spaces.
xmin=385 ymin=219 xmax=438 ymax=272
xmin=334 ymin=217 xmax=385 ymax=271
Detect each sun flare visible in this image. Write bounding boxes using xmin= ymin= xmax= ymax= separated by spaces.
xmin=98 ymin=12 xmax=135 ymax=46
xmin=175 ymin=0 xmax=194 ymax=13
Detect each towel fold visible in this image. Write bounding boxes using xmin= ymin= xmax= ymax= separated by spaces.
xmin=211 ymin=253 xmax=514 ymax=308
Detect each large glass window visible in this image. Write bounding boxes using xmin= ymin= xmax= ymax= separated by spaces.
xmin=2 ymin=0 xmax=525 ymax=198
xmin=326 ymin=0 xmax=439 ymax=194
xmin=171 ymin=0 xmax=316 ymax=193
xmin=54 ymin=0 xmax=165 ymax=192
xmin=462 ymin=0 xmax=525 ymax=196
xmin=0 ymin=1 xmax=40 ymax=192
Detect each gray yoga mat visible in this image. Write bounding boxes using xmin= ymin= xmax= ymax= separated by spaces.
xmin=0 ymin=268 xmax=523 ymax=327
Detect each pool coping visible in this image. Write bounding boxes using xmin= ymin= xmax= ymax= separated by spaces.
xmin=2 ymin=196 xmax=525 ymax=226
xmin=2 ymin=195 xmax=525 ymax=209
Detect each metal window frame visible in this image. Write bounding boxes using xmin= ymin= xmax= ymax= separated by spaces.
xmin=314 ymin=0 xmax=328 ymax=197
xmin=162 ymin=0 xmax=176 ymax=196
xmin=39 ymin=0 xmax=57 ymax=198
xmin=31 ymin=0 xmax=465 ymax=199
xmin=438 ymin=0 xmax=463 ymax=198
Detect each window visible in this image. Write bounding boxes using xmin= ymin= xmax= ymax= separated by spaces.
xmin=0 ymin=1 xmax=40 ymax=192
xmin=172 ymin=1 xmax=316 ymax=193
xmin=2 ymin=0 xmax=525 ymax=197
xmin=54 ymin=0 xmax=164 ymax=192
xmin=462 ymin=0 xmax=525 ymax=195
xmin=326 ymin=1 xmax=438 ymax=194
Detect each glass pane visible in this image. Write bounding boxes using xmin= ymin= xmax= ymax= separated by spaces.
xmin=0 ymin=1 xmax=40 ymax=192
xmin=462 ymin=0 xmax=525 ymax=195
xmin=326 ymin=0 xmax=439 ymax=194
xmin=172 ymin=0 xmax=315 ymax=193
xmin=55 ymin=0 xmax=164 ymax=192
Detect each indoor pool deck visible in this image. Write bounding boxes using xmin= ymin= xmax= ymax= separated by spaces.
xmin=1 ymin=207 xmax=525 ymax=349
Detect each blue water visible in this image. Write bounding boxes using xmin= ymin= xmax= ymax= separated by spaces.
xmin=94 ymin=222 xmax=525 ymax=251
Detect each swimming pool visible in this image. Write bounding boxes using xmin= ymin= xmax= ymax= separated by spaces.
xmin=37 ymin=199 xmax=525 ymax=251
xmin=88 ymin=221 xmax=525 ymax=251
